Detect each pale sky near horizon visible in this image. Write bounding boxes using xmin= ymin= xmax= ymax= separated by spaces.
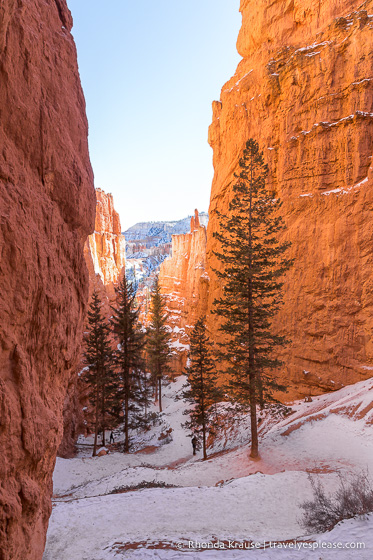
xmin=68 ymin=1 xmax=241 ymax=230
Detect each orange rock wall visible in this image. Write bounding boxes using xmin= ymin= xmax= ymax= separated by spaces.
xmin=206 ymin=1 xmax=373 ymax=396
xmin=237 ymin=0 xmax=364 ymax=58
xmin=87 ymin=188 xmax=126 ymax=290
xmin=0 ymin=1 xmax=95 ymax=558
xmin=158 ymin=210 xmax=208 ymax=372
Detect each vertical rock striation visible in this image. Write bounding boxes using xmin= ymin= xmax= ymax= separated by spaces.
xmin=158 ymin=210 xmax=208 ymax=372
xmin=206 ymin=0 xmax=373 ymax=397
xmin=87 ymin=188 xmax=126 ymax=291
xmin=0 ymin=1 xmax=95 ymax=558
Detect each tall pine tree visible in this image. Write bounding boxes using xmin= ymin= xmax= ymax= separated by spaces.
xmin=146 ymin=277 xmax=172 ymax=412
xmin=111 ymin=275 xmax=145 ymax=452
xmin=83 ymin=291 xmax=114 ymax=457
xmin=212 ymin=138 xmax=292 ymax=459
xmin=181 ymin=317 xmax=221 ymax=460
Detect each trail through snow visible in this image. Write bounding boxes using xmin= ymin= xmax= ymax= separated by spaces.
xmin=44 ymin=376 xmax=373 ymax=559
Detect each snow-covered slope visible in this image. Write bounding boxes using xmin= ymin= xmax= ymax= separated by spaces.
xmin=44 ymin=377 xmax=373 ymax=560
xmin=124 ymin=213 xmax=209 ymax=242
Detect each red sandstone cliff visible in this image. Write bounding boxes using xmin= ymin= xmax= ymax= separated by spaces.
xmin=0 ymin=1 xmax=95 ymax=558
xmin=59 ymin=188 xmax=126 ymax=456
xmin=87 ymin=188 xmax=126 ymax=292
xmin=158 ymin=210 xmax=208 ymax=372
xmin=206 ymin=0 xmax=373 ymax=397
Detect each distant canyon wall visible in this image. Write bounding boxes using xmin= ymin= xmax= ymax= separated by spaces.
xmin=86 ymin=188 xmax=126 ymax=292
xmin=0 ymin=1 xmax=95 ymax=558
xmin=59 ymin=188 xmax=126 ymax=456
xmin=206 ymin=0 xmax=373 ymax=397
xmin=158 ymin=210 xmax=208 ymax=372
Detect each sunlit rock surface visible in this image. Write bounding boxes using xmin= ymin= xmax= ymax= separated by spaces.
xmin=206 ymin=1 xmax=373 ymax=397
xmin=158 ymin=210 xmax=209 ymax=372
xmin=87 ymin=188 xmax=126 ymax=290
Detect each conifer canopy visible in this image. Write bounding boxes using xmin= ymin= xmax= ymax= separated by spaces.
xmin=146 ymin=276 xmax=172 ymax=412
xmin=111 ymin=275 xmax=146 ymax=452
xmin=182 ymin=317 xmax=222 ymax=460
xmin=83 ymin=291 xmax=114 ymax=456
xmin=212 ymin=138 xmax=293 ymax=458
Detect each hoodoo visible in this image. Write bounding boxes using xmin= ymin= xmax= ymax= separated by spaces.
xmin=86 ymin=188 xmax=126 ymax=292
xmin=158 ymin=210 xmax=208 ymax=372
xmin=206 ymin=0 xmax=373 ymax=397
xmin=0 ymin=1 xmax=95 ymax=558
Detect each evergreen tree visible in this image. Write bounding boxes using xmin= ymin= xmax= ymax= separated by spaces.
xmin=133 ymin=370 xmax=154 ymax=431
xmin=181 ymin=317 xmax=222 ymax=460
xmin=146 ymin=277 xmax=172 ymax=412
xmin=212 ymin=138 xmax=293 ymax=459
xmin=82 ymin=291 xmax=114 ymax=457
xmin=111 ymin=275 xmax=146 ymax=452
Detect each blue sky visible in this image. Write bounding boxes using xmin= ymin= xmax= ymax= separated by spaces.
xmin=68 ymin=1 xmax=241 ymax=230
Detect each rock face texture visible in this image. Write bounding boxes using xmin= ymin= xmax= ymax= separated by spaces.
xmin=158 ymin=210 xmax=208 ymax=372
xmin=206 ymin=0 xmax=373 ymax=397
xmin=0 ymin=1 xmax=95 ymax=558
xmin=88 ymin=188 xmax=126 ymax=291
xmin=59 ymin=188 xmax=126 ymax=456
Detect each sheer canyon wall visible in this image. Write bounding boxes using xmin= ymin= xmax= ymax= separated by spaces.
xmin=206 ymin=0 xmax=373 ymax=396
xmin=86 ymin=188 xmax=126 ymax=294
xmin=0 ymin=1 xmax=95 ymax=558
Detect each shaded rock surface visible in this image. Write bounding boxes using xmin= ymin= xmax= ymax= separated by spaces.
xmin=206 ymin=0 xmax=373 ymax=397
xmin=0 ymin=1 xmax=95 ymax=558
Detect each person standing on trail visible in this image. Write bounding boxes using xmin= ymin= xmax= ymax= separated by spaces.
xmin=191 ymin=435 xmax=198 ymax=456
xmin=110 ymin=431 xmax=115 ymax=444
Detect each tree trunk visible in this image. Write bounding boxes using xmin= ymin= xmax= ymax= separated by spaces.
xmin=248 ymin=151 xmax=259 ymax=460
xmin=201 ymin=359 xmax=207 ymax=460
xmin=144 ymin=375 xmax=148 ymax=421
xmin=249 ymin=370 xmax=259 ymax=458
xmin=258 ymin=373 xmax=264 ymax=410
xmin=124 ymin=371 xmax=129 ymax=453
xmin=202 ymin=421 xmax=207 ymax=460
xmin=101 ymin=385 xmax=106 ymax=447
xmin=154 ymin=379 xmax=158 ymax=404
xmin=93 ymin=383 xmax=99 ymax=457
xmin=158 ymin=376 xmax=162 ymax=412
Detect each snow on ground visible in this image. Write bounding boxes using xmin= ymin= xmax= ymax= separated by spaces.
xmin=44 ymin=377 xmax=373 ymax=559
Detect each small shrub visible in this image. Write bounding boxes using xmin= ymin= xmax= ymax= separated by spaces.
xmin=110 ymin=480 xmax=176 ymax=494
xmin=146 ymin=411 xmax=160 ymax=426
xmin=300 ymin=471 xmax=373 ymax=533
